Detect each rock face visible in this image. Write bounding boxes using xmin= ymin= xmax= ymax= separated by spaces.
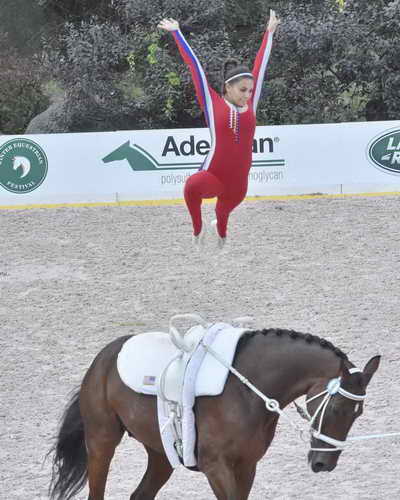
xmin=24 ymin=96 xmax=137 ymax=134
xmin=25 ymin=99 xmax=71 ymax=134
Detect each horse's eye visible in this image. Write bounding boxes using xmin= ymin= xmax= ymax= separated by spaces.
xmin=354 ymin=403 xmax=360 ymax=414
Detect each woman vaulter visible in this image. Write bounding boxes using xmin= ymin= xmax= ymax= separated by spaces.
xmin=158 ymin=12 xmax=280 ymax=248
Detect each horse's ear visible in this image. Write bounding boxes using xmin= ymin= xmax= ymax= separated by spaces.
xmin=339 ymin=358 xmax=352 ymax=378
xmin=362 ymin=355 xmax=381 ymax=387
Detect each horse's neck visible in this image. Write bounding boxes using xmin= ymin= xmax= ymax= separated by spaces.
xmin=282 ymin=348 xmax=341 ymax=406
xmin=240 ymin=335 xmax=342 ymax=408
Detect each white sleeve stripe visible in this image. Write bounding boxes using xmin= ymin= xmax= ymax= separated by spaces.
xmin=252 ymin=34 xmax=274 ymax=114
xmin=176 ymin=30 xmax=216 ymax=171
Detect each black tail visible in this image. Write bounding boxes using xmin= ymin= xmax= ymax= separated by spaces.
xmin=48 ymin=390 xmax=88 ymax=500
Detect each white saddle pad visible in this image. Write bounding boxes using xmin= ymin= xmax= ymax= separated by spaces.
xmin=117 ymin=324 xmax=246 ymax=397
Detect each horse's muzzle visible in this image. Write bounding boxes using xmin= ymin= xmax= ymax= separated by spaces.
xmin=308 ymin=450 xmax=338 ymax=473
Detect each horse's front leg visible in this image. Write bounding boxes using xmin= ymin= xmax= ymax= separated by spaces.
xmin=201 ymin=458 xmax=257 ymax=500
xmin=202 ymin=458 xmax=238 ymax=500
xmin=234 ymin=461 xmax=257 ymax=500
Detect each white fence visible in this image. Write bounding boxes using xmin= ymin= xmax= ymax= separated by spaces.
xmin=1 ymin=120 xmax=400 ymax=206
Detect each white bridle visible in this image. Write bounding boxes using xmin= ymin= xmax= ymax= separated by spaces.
xmin=200 ymin=339 xmax=400 ymax=451
xmin=168 ymin=314 xmax=400 ymax=452
xmin=305 ymin=368 xmax=367 ymax=452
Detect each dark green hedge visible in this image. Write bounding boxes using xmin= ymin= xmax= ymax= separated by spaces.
xmin=1 ymin=1 xmax=399 ymax=133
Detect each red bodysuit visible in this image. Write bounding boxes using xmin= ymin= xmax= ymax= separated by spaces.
xmin=172 ymin=29 xmax=273 ymax=238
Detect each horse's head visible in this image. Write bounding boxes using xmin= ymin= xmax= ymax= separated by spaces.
xmin=306 ymin=355 xmax=380 ymax=473
xmin=12 ymin=156 xmax=31 ymax=179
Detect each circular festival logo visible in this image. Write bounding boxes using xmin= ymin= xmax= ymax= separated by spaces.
xmin=0 ymin=138 xmax=48 ymax=193
xmin=367 ymin=129 xmax=400 ymax=175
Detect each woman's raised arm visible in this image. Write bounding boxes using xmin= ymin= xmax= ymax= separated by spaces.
xmin=251 ymin=9 xmax=281 ymax=112
xmin=158 ymin=18 xmax=214 ymax=125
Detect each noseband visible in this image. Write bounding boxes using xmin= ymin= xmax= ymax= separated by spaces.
xmin=305 ymin=368 xmax=366 ymax=452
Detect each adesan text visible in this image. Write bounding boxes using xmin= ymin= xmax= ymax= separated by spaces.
xmin=162 ymin=135 xmax=274 ymax=157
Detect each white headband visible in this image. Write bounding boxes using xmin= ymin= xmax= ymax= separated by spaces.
xmin=225 ymin=72 xmax=253 ymax=84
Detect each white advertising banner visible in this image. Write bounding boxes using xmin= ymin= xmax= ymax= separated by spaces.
xmin=1 ymin=120 xmax=400 ymax=206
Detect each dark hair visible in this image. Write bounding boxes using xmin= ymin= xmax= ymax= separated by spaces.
xmin=221 ymin=58 xmax=253 ymax=95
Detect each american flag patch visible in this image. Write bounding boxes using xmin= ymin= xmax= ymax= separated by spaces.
xmin=143 ymin=375 xmax=156 ymax=385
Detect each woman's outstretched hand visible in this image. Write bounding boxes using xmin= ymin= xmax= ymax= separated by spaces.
xmin=267 ymin=9 xmax=281 ymax=33
xmin=158 ymin=18 xmax=180 ymax=32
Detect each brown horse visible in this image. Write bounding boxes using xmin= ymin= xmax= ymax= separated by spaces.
xmin=49 ymin=328 xmax=380 ymax=500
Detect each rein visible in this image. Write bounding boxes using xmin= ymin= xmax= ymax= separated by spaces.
xmin=199 ymin=335 xmax=400 ymax=452
xmin=168 ymin=314 xmax=400 ymax=453
xmin=199 ymin=338 xmax=305 ymax=435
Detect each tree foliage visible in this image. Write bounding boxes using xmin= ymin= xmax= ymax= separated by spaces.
xmin=0 ymin=0 xmax=47 ymax=54
xmin=0 ymin=33 xmax=49 ymax=134
xmin=1 ymin=0 xmax=399 ymax=133
xmin=267 ymin=0 xmax=399 ymax=123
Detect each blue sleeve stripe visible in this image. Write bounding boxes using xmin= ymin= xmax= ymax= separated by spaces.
xmin=175 ymin=30 xmax=213 ymax=127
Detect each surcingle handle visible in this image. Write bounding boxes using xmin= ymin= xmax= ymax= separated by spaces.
xmin=169 ymin=313 xmax=207 ymax=352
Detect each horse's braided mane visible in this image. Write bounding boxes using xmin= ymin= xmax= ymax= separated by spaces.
xmin=236 ymin=328 xmax=348 ymax=360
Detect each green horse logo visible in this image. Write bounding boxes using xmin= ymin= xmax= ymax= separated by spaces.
xmin=102 ymin=140 xmax=202 ymax=171
xmin=102 ymin=141 xmax=159 ymax=171
xmin=368 ymin=130 xmax=400 ymax=174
